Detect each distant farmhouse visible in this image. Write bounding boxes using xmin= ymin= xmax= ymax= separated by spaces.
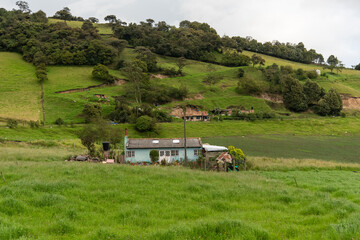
xmin=124 ymin=133 xmax=203 ymax=163
xmin=171 ymin=107 xmax=209 ymax=121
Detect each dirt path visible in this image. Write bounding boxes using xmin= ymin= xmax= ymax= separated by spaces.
xmin=55 ymin=80 xmax=125 ymax=94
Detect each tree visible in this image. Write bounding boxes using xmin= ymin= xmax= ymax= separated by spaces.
xmin=88 ymin=17 xmax=99 ymax=23
xmin=228 ymin=145 xmax=246 ymax=170
xmin=355 ymin=63 xmax=360 ymax=71
xmin=104 ymin=15 xmax=117 ymax=23
xmin=176 ymin=57 xmax=187 ymax=75
xmin=82 ymin=103 xmax=102 ymax=123
xmin=250 ymin=54 xmax=265 ymax=68
xmin=92 ymin=64 xmax=114 ymax=83
xmin=203 ymin=64 xmax=223 ymax=86
xmin=136 ymin=116 xmax=155 ymax=132
xmin=122 ymin=60 xmax=149 ymax=104
xmin=335 ymin=61 xmax=345 ymax=74
xmin=53 ymin=7 xmax=72 ymax=21
xmin=281 ymin=76 xmax=308 ymax=112
xmin=149 ymin=150 xmax=159 ymax=163
xmin=16 ymin=1 xmax=30 ymax=13
xmin=134 ymin=46 xmax=158 ymax=72
xmin=326 ymin=55 xmax=339 ymax=73
xmin=303 ymin=80 xmax=325 ymax=105
xmin=324 ymin=88 xmax=342 ymax=115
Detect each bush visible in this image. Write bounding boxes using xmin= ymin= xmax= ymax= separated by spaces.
xmin=162 ymin=67 xmax=178 ymax=77
xmin=7 ymin=119 xmax=18 ymax=129
xmin=92 ymin=64 xmax=115 ymax=83
xmin=82 ymin=104 xmax=102 ymax=123
xmin=281 ymin=76 xmax=308 ymax=112
xmin=136 ymin=116 xmax=155 ymax=132
xmin=237 ymin=78 xmax=263 ymax=95
xmin=237 ymin=68 xmax=245 ymax=78
xmin=307 ymin=70 xmax=318 ymax=79
xmin=149 ymin=150 xmax=159 ymax=163
xmin=55 ymin=118 xmax=64 ymax=126
xmin=29 ymin=120 xmax=40 ymax=128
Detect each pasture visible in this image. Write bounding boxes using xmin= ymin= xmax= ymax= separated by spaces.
xmin=0 ymin=147 xmax=360 ymax=240
xmin=0 ymin=52 xmax=41 ymax=121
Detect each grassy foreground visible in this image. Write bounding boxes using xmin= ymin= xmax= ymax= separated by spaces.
xmin=0 ymin=155 xmax=360 ymax=239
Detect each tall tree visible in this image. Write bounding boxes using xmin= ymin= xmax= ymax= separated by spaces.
xmin=104 ymin=15 xmax=117 ymax=23
xmin=326 ymin=55 xmax=339 ymax=73
xmin=123 ymin=60 xmax=149 ymax=104
xmin=53 ymin=7 xmax=72 ymax=21
xmin=16 ymin=1 xmax=30 ymax=13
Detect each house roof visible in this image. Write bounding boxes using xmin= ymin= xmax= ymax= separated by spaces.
xmin=171 ymin=107 xmax=209 ymax=118
xmin=216 ymin=152 xmax=232 ymax=163
xmin=127 ymin=138 xmax=202 ymax=149
xmin=202 ymin=144 xmax=228 ymax=152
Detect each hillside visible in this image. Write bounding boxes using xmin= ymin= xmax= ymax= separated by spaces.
xmin=2 ymin=46 xmax=360 ymax=125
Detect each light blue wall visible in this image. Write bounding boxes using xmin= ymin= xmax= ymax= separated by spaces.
xmin=124 ymin=137 xmax=201 ymax=163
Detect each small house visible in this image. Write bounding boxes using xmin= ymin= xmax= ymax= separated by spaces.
xmin=124 ymin=132 xmax=203 ymax=163
xmin=171 ymin=107 xmax=209 ymax=121
xmin=94 ymin=94 xmax=107 ymax=99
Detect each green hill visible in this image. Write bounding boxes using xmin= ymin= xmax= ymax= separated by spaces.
xmin=2 ymin=46 xmax=360 ymax=124
xmin=0 ymin=52 xmax=40 ymax=121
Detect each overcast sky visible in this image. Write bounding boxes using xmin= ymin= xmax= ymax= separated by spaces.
xmin=2 ymin=0 xmax=360 ymax=67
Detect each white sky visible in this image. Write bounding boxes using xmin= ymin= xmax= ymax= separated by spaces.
xmin=2 ymin=0 xmax=360 ymax=67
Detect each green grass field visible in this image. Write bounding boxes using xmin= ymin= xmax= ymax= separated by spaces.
xmin=203 ymin=135 xmax=360 ymax=163
xmin=0 ymin=52 xmax=40 ymax=121
xmin=48 ymin=18 xmax=113 ymax=35
xmin=0 ymin=148 xmax=360 ymax=240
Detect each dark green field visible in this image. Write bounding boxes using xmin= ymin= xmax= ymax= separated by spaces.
xmin=204 ymin=135 xmax=360 ymax=163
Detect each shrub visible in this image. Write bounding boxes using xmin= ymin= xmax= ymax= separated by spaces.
xmin=238 ymin=78 xmax=263 ymax=95
xmin=136 ymin=116 xmax=155 ymax=132
xmin=55 ymin=118 xmax=64 ymax=126
xmin=92 ymin=64 xmax=115 ymax=83
xmin=7 ymin=119 xmax=18 ymax=129
xmin=82 ymin=103 xmax=102 ymax=123
xmin=149 ymin=150 xmax=159 ymax=163
xmin=237 ymin=68 xmax=245 ymax=78
xmin=29 ymin=120 xmax=40 ymax=128
xmin=307 ymin=70 xmax=318 ymax=79
xmin=162 ymin=67 xmax=178 ymax=77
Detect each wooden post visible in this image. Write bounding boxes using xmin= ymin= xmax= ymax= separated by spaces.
xmin=233 ymin=158 xmax=235 ymax=172
xmin=183 ymin=106 xmax=187 ymax=163
xmin=294 ymin=177 xmax=298 ymax=187
xmin=1 ymin=172 xmax=5 ymax=183
xmin=224 ymin=161 xmax=227 ymax=172
xmin=244 ymin=158 xmax=247 ymax=171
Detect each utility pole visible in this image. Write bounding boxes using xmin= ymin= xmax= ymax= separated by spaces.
xmin=183 ymin=106 xmax=187 ymax=163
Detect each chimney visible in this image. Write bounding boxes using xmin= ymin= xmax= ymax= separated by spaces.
xmin=125 ymin=128 xmax=128 ymax=136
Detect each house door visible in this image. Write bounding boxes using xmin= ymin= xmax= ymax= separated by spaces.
xmin=159 ymin=150 xmax=171 ymax=163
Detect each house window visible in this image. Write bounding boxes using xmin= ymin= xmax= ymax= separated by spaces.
xmin=171 ymin=150 xmax=179 ymax=156
xmin=194 ymin=149 xmax=201 ymax=156
xmin=166 ymin=151 xmax=171 ymax=156
xmin=196 ymin=116 xmax=201 ymax=119
xmin=160 ymin=151 xmax=165 ymax=156
xmin=126 ymin=151 xmax=135 ymax=158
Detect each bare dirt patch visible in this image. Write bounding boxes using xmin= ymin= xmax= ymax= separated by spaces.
xmin=151 ymin=74 xmax=168 ymax=79
xmin=342 ymin=94 xmax=360 ymax=110
xmin=185 ymin=94 xmax=204 ymax=101
xmin=255 ymin=93 xmax=283 ymax=103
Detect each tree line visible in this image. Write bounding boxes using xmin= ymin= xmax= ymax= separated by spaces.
xmin=0 ymin=6 xmax=123 ymax=66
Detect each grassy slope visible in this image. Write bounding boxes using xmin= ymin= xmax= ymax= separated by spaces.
xmin=0 ymin=156 xmax=359 ymax=239
xmin=242 ymin=50 xmax=360 ymax=96
xmin=48 ymin=18 xmax=113 ymax=35
xmin=0 ymin=52 xmax=40 ymax=121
